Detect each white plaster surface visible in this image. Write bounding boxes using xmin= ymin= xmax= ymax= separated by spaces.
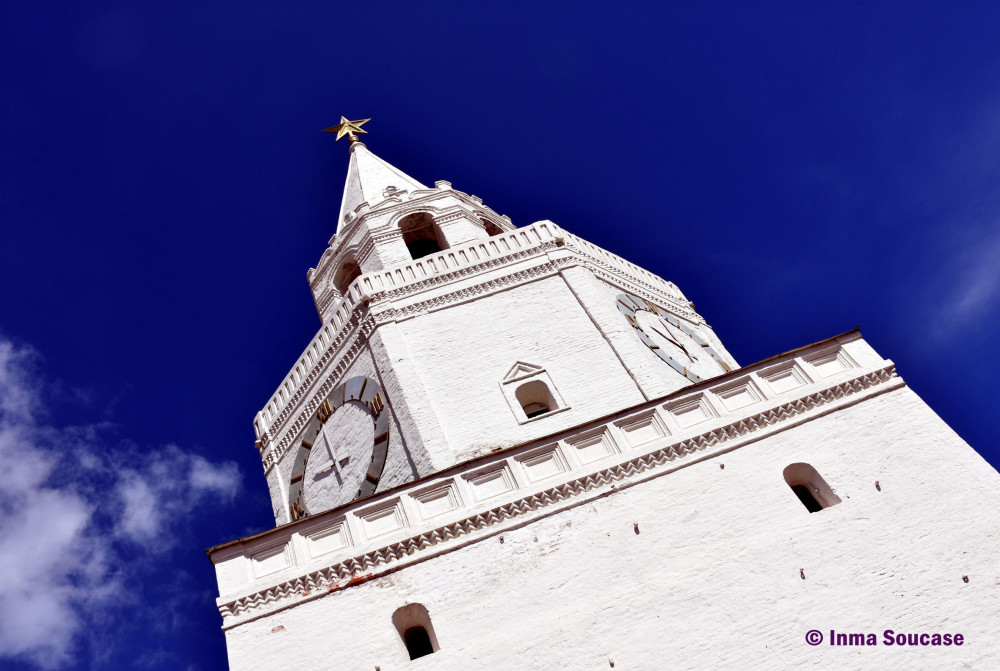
xmin=258 ymin=220 xmax=693 ymax=488
xmin=218 ymin=334 xmax=888 ymax=599
xmin=399 ymin=273 xmax=645 ymax=450
xmin=226 ymin=147 xmax=1000 ymax=671
xmin=222 ymin=383 xmax=1000 ymax=670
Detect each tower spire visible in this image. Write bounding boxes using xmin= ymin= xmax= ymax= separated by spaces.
xmin=326 ymin=118 xmax=428 ymax=235
xmin=322 ymin=116 xmax=371 ymax=151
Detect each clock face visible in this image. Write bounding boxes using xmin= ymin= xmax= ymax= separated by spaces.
xmin=288 ymin=376 xmax=390 ymax=521
xmin=616 ymin=292 xmax=731 ymax=383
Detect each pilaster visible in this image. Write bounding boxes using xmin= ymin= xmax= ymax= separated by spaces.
xmin=367 ymin=319 xmax=453 ymax=473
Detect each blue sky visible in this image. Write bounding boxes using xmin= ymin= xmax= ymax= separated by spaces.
xmin=2 ymin=2 xmax=999 ymax=669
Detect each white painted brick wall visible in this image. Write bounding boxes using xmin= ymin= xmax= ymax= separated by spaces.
xmin=225 ymin=385 xmax=1000 ymax=670
xmin=400 ymin=273 xmax=647 ymax=457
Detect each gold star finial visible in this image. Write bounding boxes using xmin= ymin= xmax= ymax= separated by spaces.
xmin=322 ymin=116 xmax=370 ymax=148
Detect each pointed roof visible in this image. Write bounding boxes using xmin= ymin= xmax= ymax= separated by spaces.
xmin=337 ymin=144 xmax=428 ymax=234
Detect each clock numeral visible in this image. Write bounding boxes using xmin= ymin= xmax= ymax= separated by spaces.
xmin=290 ymin=497 xmax=305 ymax=521
xmin=624 ymin=313 xmax=639 ymax=329
xmin=367 ymin=392 xmax=385 ymax=418
xmin=317 ymin=399 xmax=334 ymax=423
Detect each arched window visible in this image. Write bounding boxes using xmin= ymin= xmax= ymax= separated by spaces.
xmin=783 ymin=463 xmax=841 ymax=513
xmin=333 ymin=257 xmax=362 ymax=295
xmin=515 ymin=380 xmax=557 ymax=418
xmin=404 ymin=627 xmax=433 ymax=659
xmin=392 ymin=603 xmax=439 ymax=660
xmin=482 ymin=219 xmax=503 ymax=236
xmin=399 ymin=212 xmax=447 ymax=260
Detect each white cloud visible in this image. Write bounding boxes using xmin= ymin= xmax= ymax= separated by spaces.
xmin=942 ymin=230 xmax=1000 ymax=326
xmin=0 ymin=336 xmax=243 ymax=668
xmin=189 ymin=453 xmax=241 ymax=501
xmin=908 ymin=94 xmax=1000 ymax=344
xmin=117 ymin=474 xmax=161 ymax=543
xmin=114 ymin=446 xmax=242 ymax=548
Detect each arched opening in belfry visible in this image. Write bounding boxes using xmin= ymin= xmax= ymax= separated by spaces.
xmin=399 ymin=212 xmax=447 ymax=260
xmin=392 ymin=603 xmax=439 ymax=660
xmin=783 ymin=463 xmax=841 ymax=513
xmin=333 ymin=256 xmax=362 ymax=296
xmin=482 ymin=219 xmax=504 ymax=236
xmin=515 ymin=380 xmax=557 ymax=418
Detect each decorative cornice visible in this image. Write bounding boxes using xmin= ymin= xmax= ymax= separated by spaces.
xmin=375 ymin=257 xmax=568 ymax=323
xmin=227 ymin=360 xmax=899 ymax=625
xmin=262 ymin=315 xmax=376 ymax=471
xmin=259 ymin=224 xmax=705 ymax=462
xmin=561 ymin=234 xmax=697 ymax=322
xmin=314 ymin=206 xmax=507 ymax=317
xmin=375 ymin=241 xmax=560 ymax=300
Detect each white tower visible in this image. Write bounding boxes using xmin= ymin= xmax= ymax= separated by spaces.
xmin=209 ymin=120 xmax=1000 ymax=670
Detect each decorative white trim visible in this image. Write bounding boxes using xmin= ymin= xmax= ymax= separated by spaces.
xmin=666 ymin=393 xmax=719 ymax=429
xmin=502 ymin=361 xmax=545 ymax=384
xmin=304 ymin=518 xmax=352 ymax=560
xmin=758 ymin=361 xmax=812 ymax=395
xmin=566 ymin=427 xmax=620 ymax=465
xmin=249 ymin=541 xmax=293 ymax=580
xmin=499 ymin=365 xmax=569 ymax=425
xmin=712 ymin=376 xmax=765 ymax=413
xmin=256 ymin=222 xmax=692 ymax=460
xmin=463 ymin=463 xmax=518 ymax=502
xmin=803 ymin=346 xmax=859 ymax=378
xmin=218 ymin=360 xmax=899 ymax=627
xmin=614 ymin=409 xmax=669 ymax=448
xmin=515 ymin=444 xmax=570 ymax=484
xmin=356 ymin=498 xmax=407 ymax=542
xmin=410 ymin=482 xmax=463 ymax=522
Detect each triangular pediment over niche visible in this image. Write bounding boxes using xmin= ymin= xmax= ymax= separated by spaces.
xmin=502 ymin=361 xmax=545 ymax=384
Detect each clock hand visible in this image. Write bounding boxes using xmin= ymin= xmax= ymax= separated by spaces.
xmin=312 ymin=430 xmax=338 ymax=475
xmin=650 ymin=322 xmax=693 ymax=363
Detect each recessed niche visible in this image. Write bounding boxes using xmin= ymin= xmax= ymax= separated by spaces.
xmin=713 ymin=378 xmax=764 ymax=412
xmin=803 ymin=347 xmax=857 ymax=378
xmin=411 ymin=482 xmax=462 ymax=521
xmin=357 ymin=499 xmax=407 ymax=540
xmin=566 ymin=428 xmax=620 ymax=464
xmin=250 ymin=542 xmax=292 ymax=579
xmin=614 ymin=410 xmax=668 ymax=448
xmin=464 ymin=464 xmax=516 ymax=502
xmin=304 ymin=519 xmax=351 ymax=559
xmin=515 ymin=445 xmax=569 ymax=483
xmin=666 ymin=395 xmax=717 ymax=429
xmin=760 ymin=362 xmax=811 ymax=395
